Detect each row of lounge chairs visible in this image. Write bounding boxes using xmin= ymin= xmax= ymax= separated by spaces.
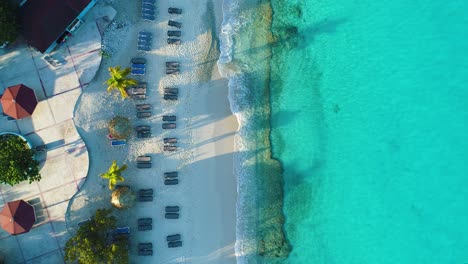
xmin=165 ymin=205 xmax=180 ymax=219
xmin=166 ymin=61 xmax=180 ymax=75
xmin=135 ymin=100 xmax=151 ymax=118
xmin=138 ymin=31 xmax=152 ymax=52
xmin=137 ymin=155 xmax=151 ymax=168
xmin=131 ymin=58 xmax=146 ymax=76
xmin=136 ymin=125 xmax=151 ymax=138
xmin=138 ymin=218 xmax=152 ymax=231
xmin=141 ymin=0 xmax=156 ymax=21
xmin=167 ymin=234 xmax=182 ymax=248
xmin=138 ymin=242 xmax=153 ymax=256
xmin=167 ymin=8 xmax=182 ymax=45
xmin=164 ymin=171 xmax=179 ymax=185
xmin=138 ymin=189 xmax=153 ymax=202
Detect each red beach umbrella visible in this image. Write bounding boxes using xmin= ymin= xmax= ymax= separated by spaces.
xmin=1 ymin=84 xmax=38 ymax=119
xmin=0 ymin=200 xmax=36 ymax=235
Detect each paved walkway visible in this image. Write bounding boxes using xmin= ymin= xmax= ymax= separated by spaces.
xmin=0 ymin=3 xmax=116 ymax=264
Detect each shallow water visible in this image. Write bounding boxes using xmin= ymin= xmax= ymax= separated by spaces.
xmin=268 ymin=0 xmax=468 ymax=263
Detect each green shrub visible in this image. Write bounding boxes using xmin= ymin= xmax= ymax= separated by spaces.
xmin=0 ymin=135 xmax=40 ymax=185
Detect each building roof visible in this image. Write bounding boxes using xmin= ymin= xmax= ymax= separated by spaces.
xmin=19 ymin=0 xmax=92 ymax=53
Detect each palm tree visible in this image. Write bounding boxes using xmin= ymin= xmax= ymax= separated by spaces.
xmin=105 ymin=66 xmax=137 ymax=99
xmin=100 ymin=160 xmax=128 ymax=190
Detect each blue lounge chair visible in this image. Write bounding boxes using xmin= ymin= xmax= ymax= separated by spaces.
xmin=132 ymin=63 xmax=146 ymax=69
xmin=111 ymin=139 xmax=126 ymax=146
xmin=138 ymin=39 xmax=151 ymax=46
xmin=142 ymin=14 xmax=156 ymax=21
xmin=138 ymin=35 xmax=152 ymax=42
xmin=138 ymin=45 xmax=151 ymax=52
xmin=132 ymin=68 xmax=145 ymax=75
xmin=142 ymin=10 xmax=155 ymax=16
xmin=114 ymin=226 xmax=130 ymax=234
xmin=139 ymin=31 xmax=152 ymax=37
xmin=142 ymin=0 xmax=155 ymax=4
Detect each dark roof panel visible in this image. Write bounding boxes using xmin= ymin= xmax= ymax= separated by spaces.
xmin=19 ymin=0 xmax=92 ymax=53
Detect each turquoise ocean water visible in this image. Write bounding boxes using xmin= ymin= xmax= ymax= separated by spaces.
xmin=268 ymin=0 xmax=468 ymax=263
xmin=219 ymin=0 xmax=468 ymax=263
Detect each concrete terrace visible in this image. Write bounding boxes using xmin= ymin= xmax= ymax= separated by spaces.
xmin=0 ymin=3 xmax=116 ymax=264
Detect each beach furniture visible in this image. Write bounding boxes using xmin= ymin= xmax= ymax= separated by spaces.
xmin=142 ymin=9 xmax=155 ymax=16
xmin=167 ymin=38 xmax=181 ymax=45
xmin=138 ymin=35 xmax=152 ymax=42
xmin=138 ymin=225 xmax=152 ymax=231
xmin=164 ymin=88 xmax=179 ymax=94
xmin=138 ymin=45 xmax=151 ymax=52
xmin=166 ymin=68 xmax=180 ymax=74
xmin=111 ymin=139 xmax=126 ymax=146
xmin=162 ymin=115 xmax=177 ymax=121
xmin=165 ymin=206 xmax=180 ymax=213
xmin=137 ymin=112 xmax=152 ymax=118
xmin=164 ymin=94 xmax=178 ymax=100
xmin=142 ymin=0 xmax=155 ymax=4
xmin=137 ymin=163 xmax=152 ymax=169
xmin=132 ymin=58 xmax=146 ymax=64
xmin=137 ymin=131 xmax=151 ymax=138
xmin=137 ymin=163 xmax=151 ymax=169
xmin=162 ymin=123 xmax=176 ymax=129
xmin=165 ymin=213 xmax=179 ymax=219
xmin=167 ymin=31 xmax=181 ymax=37
xmin=164 ymin=145 xmax=177 ymax=151
xmin=132 ymin=63 xmax=145 ymax=69
xmin=164 ymin=179 xmax=179 ymax=185
xmin=139 ymin=31 xmax=152 ymax=37
xmin=164 ymin=171 xmax=178 ymax=178
xmin=168 ymin=20 xmax=182 ymax=28
xmin=136 ymin=125 xmax=151 ymax=132
xmin=165 ymin=174 xmax=177 ymax=180
xmin=142 ymin=5 xmax=155 ymax=12
xmin=164 ymin=137 xmax=178 ymax=144
xmin=138 ymin=218 xmax=152 ymax=225
xmin=166 ymin=61 xmax=180 ymax=68
xmin=132 ymin=63 xmax=146 ymax=70
xmin=127 ymin=87 xmax=146 ymax=96
xmin=114 ymin=226 xmax=130 ymax=235
xmin=139 ymin=242 xmax=152 ymax=250
xmin=131 ymin=68 xmax=145 ymax=75
xmin=136 ymin=104 xmax=151 ymax=111
xmin=139 ymin=189 xmax=153 ymax=195
xmin=167 ymin=234 xmax=181 ymax=242
xmin=138 ymin=195 xmax=153 ymax=202
xmin=138 ymin=40 xmax=151 ymax=47
xmin=133 ymin=94 xmax=147 ymax=100
xmin=168 ymin=8 xmax=182 ymax=14
xmin=168 ymin=241 xmax=183 ymax=248
xmin=138 ymin=249 xmax=153 ymax=256
xmin=142 ymin=14 xmax=156 ymax=21
xmin=137 ymin=156 xmax=151 ymax=163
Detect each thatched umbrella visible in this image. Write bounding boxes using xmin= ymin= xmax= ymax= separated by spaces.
xmin=108 ymin=116 xmax=131 ymax=139
xmin=111 ymin=186 xmax=135 ymax=209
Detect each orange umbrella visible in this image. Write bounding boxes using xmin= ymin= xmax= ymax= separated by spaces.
xmin=1 ymin=84 xmax=38 ymax=119
xmin=0 ymin=200 xmax=36 ymax=235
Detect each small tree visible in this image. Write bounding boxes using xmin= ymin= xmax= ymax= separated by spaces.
xmin=105 ymin=66 xmax=137 ymax=99
xmin=0 ymin=1 xmax=18 ymax=44
xmin=100 ymin=161 xmax=127 ymax=190
xmin=64 ymin=209 xmax=128 ymax=264
xmin=0 ymin=135 xmax=40 ymax=186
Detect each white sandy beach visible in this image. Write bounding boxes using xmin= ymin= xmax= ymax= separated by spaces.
xmin=69 ymin=0 xmax=238 ymax=263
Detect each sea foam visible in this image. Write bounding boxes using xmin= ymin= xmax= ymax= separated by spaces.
xmin=219 ymin=0 xmax=259 ymax=263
